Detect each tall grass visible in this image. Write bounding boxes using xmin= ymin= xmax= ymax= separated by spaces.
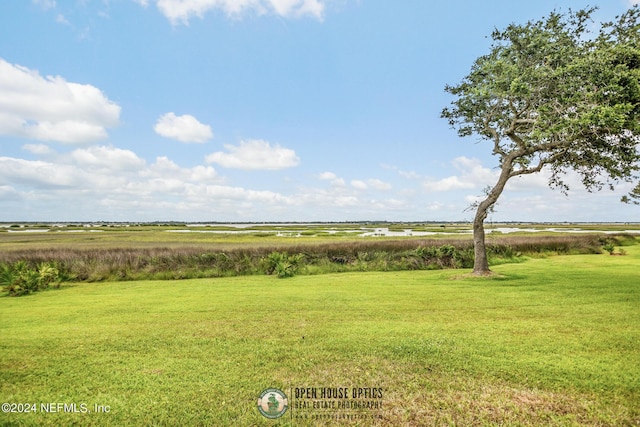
xmin=0 ymin=234 xmax=626 ymax=287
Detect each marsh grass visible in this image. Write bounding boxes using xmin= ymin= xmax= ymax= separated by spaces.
xmin=1 ymin=245 xmax=639 ymax=425
xmin=0 ymin=233 xmax=616 ymax=286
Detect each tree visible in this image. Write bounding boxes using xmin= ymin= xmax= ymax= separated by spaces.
xmin=442 ymin=6 xmax=640 ymax=275
xmin=622 ymin=182 xmax=640 ymax=204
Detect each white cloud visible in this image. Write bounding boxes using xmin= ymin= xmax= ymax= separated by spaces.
xmin=0 ymin=145 xmax=312 ymax=220
xmin=22 ymin=144 xmax=54 ymax=155
xmin=270 ymin=0 xmax=324 ymax=17
xmin=151 ymin=0 xmax=325 ymax=24
xmin=0 ymin=146 xmax=251 ymax=219
xmin=3 ymin=143 xmax=636 ymax=222
xmin=425 ymin=175 xmax=475 ymax=192
xmin=350 ymin=178 xmax=392 ymax=191
xmin=350 ymin=179 xmax=367 ymax=190
xmin=382 ymin=163 xmax=421 ymax=180
xmin=367 ymin=178 xmax=392 ymax=191
xmin=295 ymin=187 xmax=360 ymax=208
xmin=318 ymin=171 xmax=345 ymax=186
xmin=205 ymin=139 xmax=300 ymax=170
xmin=33 ymin=0 xmax=56 ymax=10
xmin=55 ymin=13 xmax=70 ymax=25
xmin=70 ymin=146 xmax=147 ymax=172
xmin=154 ymin=112 xmax=213 ymax=143
xmin=423 ymin=156 xmax=497 ymax=192
xmin=0 ymin=146 xmax=214 ymax=198
xmin=0 ymin=157 xmax=82 ymax=187
xmin=2 ymin=143 xmax=637 ymax=221
xmin=506 ymin=169 xmax=551 ymax=192
xmin=381 ymin=198 xmax=406 ymax=209
xmin=0 ymin=185 xmax=19 ymax=201
xmin=0 ymin=58 xmax=120 ymax=144
xmin=425 ymin=201 xmax=444 ymax=211
xmin=200 ymin=185 xmax=291 ymax=204
xmin=399 ymin=170 xmax=420 ymax=180
xmin=144 ymin=156 xmax=219 ymax=182
xmin=319 ymin=171 xmax=337 ymax=180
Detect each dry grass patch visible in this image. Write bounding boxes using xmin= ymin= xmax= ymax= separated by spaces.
xmin=278 ymin=358 xmax=630 ymax=427
xmin=380 ymin=377 xmax=625 ymax=426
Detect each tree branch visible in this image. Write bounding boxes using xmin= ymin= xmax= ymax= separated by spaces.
xmin=508 ymin=150 xmax=567 ymax=178
xmin=483 ymin=105 xmax=506 ymax=156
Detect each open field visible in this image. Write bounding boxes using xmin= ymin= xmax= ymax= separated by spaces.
xmin=1 ymin=239 xmax=639 ymax=425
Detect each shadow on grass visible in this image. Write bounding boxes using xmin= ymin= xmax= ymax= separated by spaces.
xmin=448 ymin=271 xmax=528 ymax=283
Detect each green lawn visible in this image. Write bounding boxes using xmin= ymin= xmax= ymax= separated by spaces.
xmin=1 ymin=246 xmax=639 ymax=426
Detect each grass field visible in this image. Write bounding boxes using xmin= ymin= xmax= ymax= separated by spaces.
xmin=1 ymin=240 xmax=639 ymax=426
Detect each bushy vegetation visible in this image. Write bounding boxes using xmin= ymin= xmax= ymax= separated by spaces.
xmin=0 ymin=233 xmax=626 ymax=294
xmin=0 ymin=261 xmax=73 ymax=296
xmin=262 ymin=251 xmax=304 ymax=278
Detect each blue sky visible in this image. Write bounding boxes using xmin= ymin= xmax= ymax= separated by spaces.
xmin=0 ymin=0 xmax=638 ymax=222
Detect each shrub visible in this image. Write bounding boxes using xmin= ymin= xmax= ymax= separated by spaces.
xmin=37 ymin=262 xmax=60 ymax=288
xmin=437 ymin=245 xmax=456 ymax=258
xmin=453 ymin=247 xmax=475 ymax=268
xmin=413 ymin=246 xmax=438 ymax=258
xmin=263 ymin=252 xmax=304 ymax=278
xmin=0 ymin=263 xmax=22 ymax=295
xmin=603 ymin=242 xmax=616 ymax=255
xmin=0 ymin=261 xmax=69 ymax=296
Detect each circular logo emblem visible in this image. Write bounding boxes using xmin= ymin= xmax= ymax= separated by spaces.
xmin=257 ymin=388 xmax=288 ymax=419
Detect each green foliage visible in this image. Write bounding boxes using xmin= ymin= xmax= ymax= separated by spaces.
xmin=0 ymin=261 xmax=70 ymax=296
xmin=262 ymin=252 xmax=304 ymax=278
xmin=442 ymin=6 xmax=640 ymax=272
xmin=601 ymin=238 xmax=629 ymax=256
xmin=437 ymin=244 xmax=456 ymax=258
xmin=622 ymin=182 xmax=640 ymax=204
xmin=603 ymin=242 xmax=616 ymax=255
xmin=442 ymin=7 xmax=640 ymax=191
xmin=409 ymin=244 xmax=475 ymax=269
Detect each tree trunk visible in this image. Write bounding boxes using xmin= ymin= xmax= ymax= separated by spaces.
xmin=472 ymin=157 xmax=514 ymax=275
xmin=472 ymin=206 xmax=491 ymax=274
